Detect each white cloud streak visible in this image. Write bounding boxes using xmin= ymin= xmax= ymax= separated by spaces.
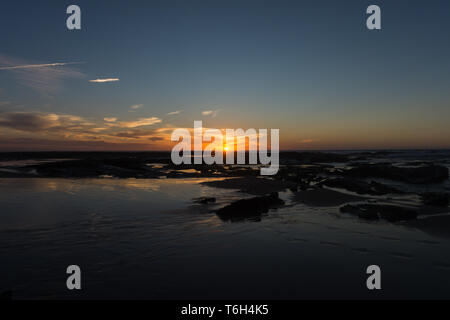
xmin=129 ymin=104 xmax=143 ymax=110
xmin=104 ymin=117 xmax=117 ymax=122
xmin=202 ymin=109 xmax=221 ymax=118
xmin=167 ymin=110 xmax=182 ymax=115
xmin=89 ymin=78 xmax=120 ymax=83
xmin=114 ymin=117 xmax=162 ymax=128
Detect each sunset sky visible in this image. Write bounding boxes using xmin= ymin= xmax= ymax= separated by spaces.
xmin=1 ymin=0 xmax=450 ymax=151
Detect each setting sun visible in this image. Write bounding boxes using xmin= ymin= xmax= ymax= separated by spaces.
xmin=224 ymin=146 xmax=229 ymax=151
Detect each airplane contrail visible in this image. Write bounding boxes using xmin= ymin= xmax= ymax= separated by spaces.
xmin=0 ymin=62 xmax=84 ymax=70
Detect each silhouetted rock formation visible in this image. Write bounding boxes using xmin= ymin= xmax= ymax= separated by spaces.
xmin=23 ymin=158 xmax=162 ymax=178
xmin=194 ymin=197 xmax=216 ymax=204
xmin=216 ymin=192 xmax=284 ymax=221
xmin=293 ymin=188 xmax=367 ymax=207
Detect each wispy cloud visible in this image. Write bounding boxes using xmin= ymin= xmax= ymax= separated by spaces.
xmin=0 ymin=62 xmax=83 ymax=71
xmin=202 ymin=109 xmax=221 ymax=118
xmin=109 ymin=128 xmax=161 ymax=139
xmin=0 ymin=136 xmax=164 ymax=151
xmin=0 ymin=111 xmax=166 ymax=149
xmin=167 ymin=110 xmax=182 ymax=115
xmin=0 ymin=111 xmax=162 ymax=132
xmin=149 ymin=136 xmax=164 ymax=141
xmin=0 ymin=55 xmax=85 ymax=95
xmin=129 ymin=104 xmax=143 ymax=111
xmin=89 ymin=78 xmax=120 ymax=83
xmin=0 ymin=111 xmax=88 ymax=132
xmin=113 ymin=117 xmax=162 ymax=128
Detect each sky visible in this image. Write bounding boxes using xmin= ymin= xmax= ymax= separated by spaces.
xmin=1 ymin=0 xmax=450 ymax=151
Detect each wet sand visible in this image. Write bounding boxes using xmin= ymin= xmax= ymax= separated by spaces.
xmin=406 ymin=214 xmax=450 ymax=239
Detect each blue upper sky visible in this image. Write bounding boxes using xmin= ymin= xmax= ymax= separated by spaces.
xmin=1 ymin=0 xmax=450 ymax=150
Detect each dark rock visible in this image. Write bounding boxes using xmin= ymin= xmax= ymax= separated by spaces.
xmin=340 ymin=204 xmax=379 ymax=220
xmin=216 ymin=192 xmax=284 ymax=221
xmin=369 ymin=181 xmax=403 ymax=194
xmin=298 ymin=183 xmax=309 ymax=191
xmin=194 ymin=197 xmax=216 ymax=204
xmin=421 ymin=192 xmax=449 ymax=207
xmin=0 ymin=290 xmax=12 ymax=301
xmin=343 ymin=164 xmax=449 ymax=184
xmin=23 ymin=158 xmax=163 ymax=178
xmin=340 ymin=204 xmax=418 ymax=222
xmin=275 ymin=164 xmax=332 ymax=181
xmin=321 ymin=177 xmax=402 ymax=195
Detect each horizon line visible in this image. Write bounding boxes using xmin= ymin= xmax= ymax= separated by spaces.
xmin=1 ymin=147 xmax=450 ymax=153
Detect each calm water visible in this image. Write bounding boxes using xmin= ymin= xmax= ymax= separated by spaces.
xmin=1 ymin=178 xmax=450 ymax=299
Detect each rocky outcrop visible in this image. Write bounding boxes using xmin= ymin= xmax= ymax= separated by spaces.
xmin=24 ymin=159 xmax=162 ymax=178
xmin=216 ymin=192 xmax=284 ymax=221
xmin=194 ymin=197 xmax=216 ymax=204
xmin=202 ymin=177 xmax=296 ymax=195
